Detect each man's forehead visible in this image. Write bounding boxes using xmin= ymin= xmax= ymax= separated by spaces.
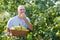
xmin=18 ymin=5 xmax=25 ymax=9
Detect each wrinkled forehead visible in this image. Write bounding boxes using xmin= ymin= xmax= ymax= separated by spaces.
xmin=18 ymin=5 xmax=25 ymax=10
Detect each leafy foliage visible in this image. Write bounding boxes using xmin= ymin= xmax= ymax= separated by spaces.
xmin=0 ymin=0 xmax=60 ymax=40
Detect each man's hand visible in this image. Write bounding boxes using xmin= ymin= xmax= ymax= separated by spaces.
xmin=19 ymin=13 xmax=26 ymax=20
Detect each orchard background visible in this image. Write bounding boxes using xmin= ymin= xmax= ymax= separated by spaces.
xmin=0 ymin=0 xmax=60 ymax=40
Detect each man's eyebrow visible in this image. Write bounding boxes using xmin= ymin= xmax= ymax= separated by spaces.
xmin=19 ymin=8 xmax=25 ymax=9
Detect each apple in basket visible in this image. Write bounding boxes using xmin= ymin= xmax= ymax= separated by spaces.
xmin=10 ymin=26 xmax=29 ymax=31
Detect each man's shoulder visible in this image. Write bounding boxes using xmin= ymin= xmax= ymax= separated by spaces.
xmin=26 ymin=17 xmax=30 ymax=19
xmin=26 ymin=17 xmax=30 ymax=22
xmin=8 ymin=16 xmax=18 ymax=21
xmin=26 ymin=17 xmax=29 ymax=19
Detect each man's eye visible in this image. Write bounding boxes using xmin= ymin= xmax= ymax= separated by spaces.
xmin=20 ymin=9 xmax=25 ymax=10
xmin=20 ymin=9 xmax=22 ymax=10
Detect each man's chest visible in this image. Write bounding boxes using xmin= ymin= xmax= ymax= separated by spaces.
xmin=12 ymin=19 xmax=27 ymax=28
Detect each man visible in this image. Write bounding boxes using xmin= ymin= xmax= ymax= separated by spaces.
xmin=7 ymin=5 xmax=33 ymax=37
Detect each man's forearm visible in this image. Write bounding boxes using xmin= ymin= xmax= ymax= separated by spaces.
xmin=24 ymin=18 xmax=33 ymax=31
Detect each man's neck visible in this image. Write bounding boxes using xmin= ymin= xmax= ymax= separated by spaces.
xmin=17 ymin=15 xmax=23 ymax=19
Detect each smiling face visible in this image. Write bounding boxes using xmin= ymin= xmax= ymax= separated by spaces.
xmin=18 ymin=5 xmax=26 ymax=16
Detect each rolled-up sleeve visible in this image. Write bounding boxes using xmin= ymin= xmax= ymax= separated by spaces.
xmin=26 ymin=17 xmax=31 ymax=23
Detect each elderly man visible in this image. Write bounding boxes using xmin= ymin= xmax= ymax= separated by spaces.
xmin=7 ymin=5 xmax=33 ymax=38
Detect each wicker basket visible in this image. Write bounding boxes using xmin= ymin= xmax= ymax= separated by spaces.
xmin=10 ymin=30 xmax=29 ymax=37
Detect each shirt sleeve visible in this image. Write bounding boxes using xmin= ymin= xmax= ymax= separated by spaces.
xmin=26 ymin=17 xmax=31 ymax=23
xmin=7 ymin=18 xmax=13 ymax=28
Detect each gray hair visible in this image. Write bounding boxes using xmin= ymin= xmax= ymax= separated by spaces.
xmin=18 ymin=5 xmax=25 ymax=11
